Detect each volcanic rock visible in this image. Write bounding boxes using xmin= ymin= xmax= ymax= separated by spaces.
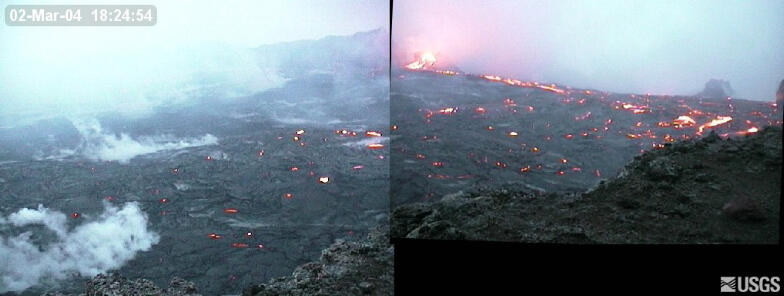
xmin=389 ymin=203 xmax=433 ymax=238
xmin=242 ymin=226 xmax=393 ymax=296
xmin=40 ymin=273 xmax=201 ymax=296
xmin=392 ymin=126 xmax=781 ymax=243
xmin=645 ymin=156 xmax=680 ymax=181
xmin=722 ymin=197 xmax=766 ymax=222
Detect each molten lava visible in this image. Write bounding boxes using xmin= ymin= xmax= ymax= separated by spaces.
xmin=365 ymin=131 xmax=383 ymax=137
xmin=697 ymin=115 xmax=733 ymax=134
xmin=231 ymin=243 xmax=249 ymax=248
xmin=438 ymin=107 xmax=457 ymax=115
xmin=672 ymin=115 xmax=696 ymax=127
xmin=404 ymin=52 xmax=437 ymax=70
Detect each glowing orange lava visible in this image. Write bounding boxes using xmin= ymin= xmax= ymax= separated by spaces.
xmin=438 ymin=107 xmax=457 ymax=115
xmin=672 ymin=115 xmax=696 ymax=127
xmin=481 ymin=75 xmax=502 ymax=81
xmin=404 ymin=52 xmax=437 ymax=70
xmin=696 ymin=116 xmax=733 ymax=134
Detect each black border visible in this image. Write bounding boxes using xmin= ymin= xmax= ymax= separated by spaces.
xmin=394 ymin=239 xmax=782 ymax=293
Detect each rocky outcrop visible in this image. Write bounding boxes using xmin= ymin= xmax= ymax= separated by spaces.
xmin=392 ymin=126 xmax=781 ymax=243
xmin=40 ymin=274 xmax=200 ymax=296
xmin=242 ymin=226 xmax=393 ymax=296
xmin=698 ymin=79 xmax=734 ymax=99
xmin=776 ymin=79 xmax=783 ymax=102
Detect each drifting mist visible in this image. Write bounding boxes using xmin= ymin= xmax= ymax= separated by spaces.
xmin=0 ymin=202 xmax=159 ymax=292
xmin=393 ymin=0 xmax=784 ymax=100
xmin=0 ymin=0 xmax=389 ymax=127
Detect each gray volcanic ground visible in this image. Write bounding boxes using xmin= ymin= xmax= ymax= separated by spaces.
xmin=0 ymin=30 xmax=389 ymax=295
xmin=391 ymin=69 xmax=782 ymax=208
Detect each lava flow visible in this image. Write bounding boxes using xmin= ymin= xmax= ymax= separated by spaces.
xmin=404 ymin=52 xmax=437 ymax=70
xmin=696 ymin=116 xmax=733 ymax=135
xmin=393 ymin=51 xmax=781 ymax=209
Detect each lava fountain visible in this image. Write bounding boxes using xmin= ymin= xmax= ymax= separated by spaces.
xmin=404 ymin=52 xmax=437 ymax=70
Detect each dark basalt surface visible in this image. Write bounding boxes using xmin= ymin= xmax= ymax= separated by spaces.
xmin=392 ymin=126 xmax=781 ymax=243
xmin=391 ymin=70 xmax=781 ymax=209
xmin=0 ymin=29 xmax=389 ymax=296
xmin=41 ymin=274 xmax=201 ymax=296
xmin=243 ymin=226 xmax=393 ymax=296
xmin=39 ymin=227 xmax=393 ymax=296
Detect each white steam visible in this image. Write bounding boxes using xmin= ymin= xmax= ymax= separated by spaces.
xmin=341 ymin=136 xmax=390 ymax=148
xmin=0 ymin=202 xmax=160 ymax=293
xmin=44 ymin=118 xmax=219 ymax=163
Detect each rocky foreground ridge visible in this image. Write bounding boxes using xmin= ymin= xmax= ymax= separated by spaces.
xmin=392 ymin=126 xmax=781 ymax=243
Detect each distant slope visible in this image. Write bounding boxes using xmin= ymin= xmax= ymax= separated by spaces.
xmin=255 ymin=28 xmax=389 ymax=80
xmin=250 ymin=28 xmax=390 ymax=126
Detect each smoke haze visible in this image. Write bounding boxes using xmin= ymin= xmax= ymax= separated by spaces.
xmin=0 ymin=202 xmax=159 ymax=292
xmin=392 ymin=0 xmax=784 ymax=100
xmin=0 ymin=0 xmax=389 ymax=127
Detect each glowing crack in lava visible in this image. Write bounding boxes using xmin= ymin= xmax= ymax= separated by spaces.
xmin=672 ymin=115 xmax=697 ymax=128
xmin=480 ymin=75 xmax=568 ymax=94
xmin=697 ymin=115 xmax=733 ymax=135
xmin=403 ymin=50 xmax=572 ymax=95
xmin=404 ymin=52 xmax=437 ymax=70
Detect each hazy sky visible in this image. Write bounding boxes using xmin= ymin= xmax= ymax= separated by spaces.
xmin=393 ymin=0 xmax=784 ymax=100
xmin=0 ymin=0 xmax=389 ymax=123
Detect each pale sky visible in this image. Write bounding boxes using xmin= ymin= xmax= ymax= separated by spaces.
xmin=393 ymin=0 xmax=784 ymax=100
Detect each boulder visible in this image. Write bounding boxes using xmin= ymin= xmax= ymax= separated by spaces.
xmin=722 ymin=197 xmax=766 ymax=222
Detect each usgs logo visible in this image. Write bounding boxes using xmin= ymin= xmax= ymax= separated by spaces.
xmin=721 ymin=276 xmax=780 ymax=293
